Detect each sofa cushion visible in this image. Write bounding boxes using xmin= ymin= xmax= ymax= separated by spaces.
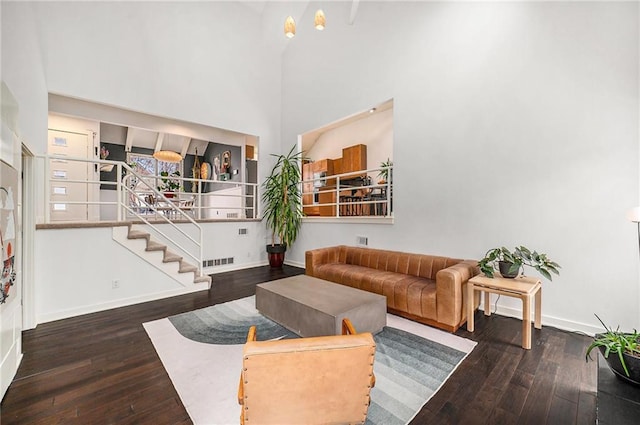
xmin=313 ymin=263 xmax=437 ymax=321
xmin=338 ymin=246 xmax=460 ymax=280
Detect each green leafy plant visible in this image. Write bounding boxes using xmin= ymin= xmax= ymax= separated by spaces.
xmin=586 ymin=314 xmax=640 ymax=377
xmin=157 ymin=170 xmax=181 ymax=193
xmin=478 ymin=246 xmax=561 ymax=281
xmin=377 ymin=158 xmax=393 ymax=183
xmin=261 ymin=145 xmax=304 ymax=248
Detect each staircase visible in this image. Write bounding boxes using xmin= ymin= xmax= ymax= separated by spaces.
xmin=113 ymin=224 xmax=211 ymax=288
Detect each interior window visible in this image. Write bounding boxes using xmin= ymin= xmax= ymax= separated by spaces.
xmin=127 ymin=153 xmax=183 ymax=192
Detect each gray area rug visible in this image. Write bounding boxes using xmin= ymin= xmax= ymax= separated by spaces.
xmin=165 ymin=296 xmax=472 ymax=425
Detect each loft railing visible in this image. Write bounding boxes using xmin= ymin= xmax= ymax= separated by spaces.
xmin=39 ymin=155 xmax=259 ymax=224
xmin=39 ymin=154 xmax=260 ymax=277
xmin=300 ymin=166 xmax=393 ymax=218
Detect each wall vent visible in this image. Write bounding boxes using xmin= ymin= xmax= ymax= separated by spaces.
xmin=357 ymin=236 xmax=368 ymax=246
xmin=238 ymin=228 xmax=248 ymax=235
xmin=205 ymin=257 xmax=235 ymax=267
xmin=227 ymin=212 xmax=239 ymax=219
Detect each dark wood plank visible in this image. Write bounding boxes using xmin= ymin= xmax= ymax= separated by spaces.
xmin=0 ymin=265 xmax=597 ymax=424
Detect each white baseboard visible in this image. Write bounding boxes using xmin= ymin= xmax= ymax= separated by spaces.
xmin=37 ymin=284 xmax=209 ymax=325
xmin=36 ymin=261 xmax=293 ymax=325
xmin=206 ymin=260 xmax=268 ymax=275
xmin=480 ymin=303 xmax=601 ymax=336
xmin=284 ymin=259 xmax=305 ymax=269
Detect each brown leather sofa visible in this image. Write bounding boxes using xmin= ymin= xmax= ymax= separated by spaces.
xmin=305 ymin=245 xmax=480 ymax=332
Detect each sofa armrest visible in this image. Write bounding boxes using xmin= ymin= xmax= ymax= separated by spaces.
xmin=305 ymin=246 xmax=342 ymax=276
xmin=435 ymin=260 xmax=479 ymax=328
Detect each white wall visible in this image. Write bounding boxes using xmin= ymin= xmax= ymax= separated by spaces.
xmin=30 ymin=1 xmax=281 ymax=151
xmin=0 ymin=1 xmax=283 ymax=329
xmin=307 ymin=108 xmax=393 ymax=174
xmin=35 ymin=220 xmax=267 ymax=323
xmin=283 ymin=1 xmax=640 ymax=333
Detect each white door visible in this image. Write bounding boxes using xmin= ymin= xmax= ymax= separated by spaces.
xmin=47 ymin=129 xmax=93 ymax=222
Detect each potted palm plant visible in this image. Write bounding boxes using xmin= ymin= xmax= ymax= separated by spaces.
xmin=478 ymin=246 xmax=560 ymax=280
xmin=586 ymin=314 xmax=640 ymax=386
xmin=377 ymin=158 xmax=393 ymax=184
xmin=261 ymin=145 xmax=304 ymax=268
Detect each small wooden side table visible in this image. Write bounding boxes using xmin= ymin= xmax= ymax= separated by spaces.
xmin=466 ymin=274 xmax=542 ymax=349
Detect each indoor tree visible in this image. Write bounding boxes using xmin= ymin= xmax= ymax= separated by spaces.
xmin=261 ymin=145 xmax=304 ymax=267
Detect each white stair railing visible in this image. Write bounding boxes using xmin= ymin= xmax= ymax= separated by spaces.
xmin=119 ymin=163 xmax=203 ymax=275
xmin=40 ymin=154 xmax=204 ymax=277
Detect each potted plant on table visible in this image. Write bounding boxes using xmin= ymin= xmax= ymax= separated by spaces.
xmin=262 ymin=145 xmax=304 ymax=268
xmin=157 ymin=170 xmax=181 ymax=198
xmin=586 ymin=314 xmax=640 ymax=386
xmin=478 ymin=246 xmax=561 ymax=281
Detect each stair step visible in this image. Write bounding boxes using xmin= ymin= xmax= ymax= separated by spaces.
xmin=163 ymin=250 xmax=183 ymax=263
xmin=194 ymin=275 xmax=212 ymax=285
xmin=119 ymin=224 xmax=208 ymax=288
xmin=128 ymin=229 xmax=149 ymax=240
xmin=179 ymin=261 xmax=198 ymax=274
xmin=146 ymin=240 xmax=167 ymax=252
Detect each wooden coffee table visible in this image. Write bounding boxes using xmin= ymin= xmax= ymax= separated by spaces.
xmin=256 ymin=275 xmax=387 ymax=337
xmin=466 ymin=274 xmax=542 ymax=349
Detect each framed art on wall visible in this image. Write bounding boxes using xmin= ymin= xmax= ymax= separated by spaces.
xmin=0 ymin=160 xmax=17 ymax=306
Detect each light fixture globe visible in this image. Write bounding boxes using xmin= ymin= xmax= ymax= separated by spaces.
xmin=284 ymin=16 xmax=296 ymax=38
xmin=314 ymin=9 xmax=326 ymax=30
xmin=153 ymin=150 xmax=182 ymax=163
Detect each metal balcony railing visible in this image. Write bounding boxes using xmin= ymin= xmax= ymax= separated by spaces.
xmin=300 ymin=166 xmax=393 ymax=218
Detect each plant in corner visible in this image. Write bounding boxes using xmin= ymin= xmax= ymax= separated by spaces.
xmin=586 ymin=314 xmax=640 ymax=386
xmin=261 ymin=145 xmax=304 ymax=268
xmin=478 ymin=246 xmax=560 ymax=280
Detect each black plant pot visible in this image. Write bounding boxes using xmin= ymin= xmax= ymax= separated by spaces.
xmin=266 ymin=244 xmax=286 ymax=268
xmin=598 ymin=345 xmax=640 ymax=386
xmin=498 ymin=261 xmax=520 ymax=278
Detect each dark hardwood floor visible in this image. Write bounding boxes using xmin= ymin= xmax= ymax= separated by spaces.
xmin=1 ymin=265 xmax=596 ymax=424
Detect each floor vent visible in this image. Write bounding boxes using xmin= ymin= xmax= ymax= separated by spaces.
xmin=238 ymin=228 xmax=248 ymax=235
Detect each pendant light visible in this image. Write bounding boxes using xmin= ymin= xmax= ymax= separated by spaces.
xmin=314 ymin=9 xmax=326 ymax=30
xmin=153 ymin=150 xmax=182 ymax=163
xmin=284 ymin=16 xmax=296 ymax=38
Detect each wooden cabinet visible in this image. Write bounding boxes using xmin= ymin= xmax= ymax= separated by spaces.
xmin=341 ymin=144 xmax=367 ymax=176
xmin=318 ymin=187 xmax=336 ymax=217
xmin=333 ymin=158 xmax=343 ymax=175
xmin=246 ymin=145 xmax=255 ymax=160
xmin=302 ymin=146 xmax=368 ymax=217
xmin=303 ymin=160 xmax=335 ymax=216
xmin=312 ymin=159 xmax=335 ymax=185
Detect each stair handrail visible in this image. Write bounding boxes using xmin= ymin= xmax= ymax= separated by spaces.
xmin=119 ymin=163 xmax=203 ymax=274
